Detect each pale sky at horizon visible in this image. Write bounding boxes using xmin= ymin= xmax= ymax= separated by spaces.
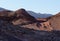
xmin=0 ymin=0 xmax=60 ymax=15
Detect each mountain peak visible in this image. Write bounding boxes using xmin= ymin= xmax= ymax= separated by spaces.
xmin=16 ymin=8 xmax=27 ymax=14
xmin=15 ymin=8 xmax=36 ymax=21
xmin=16 ymin=8 xmax=26 ymax=12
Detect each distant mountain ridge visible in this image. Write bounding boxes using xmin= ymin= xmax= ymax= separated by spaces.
xmin=0 ymin=7 xmax=6 ymax=11
xmin=27 ymin=11 xmax=52 ymax=18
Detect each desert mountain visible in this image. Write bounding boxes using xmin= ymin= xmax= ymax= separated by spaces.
xmin=0 ymin=8 xmax=53 ymax=31
xmin=0 ymin=8 xmax=60 ymax=41
xmin=0 ymin=7 xmax=52 ymax=18
xmin=0 ymin=8 xmax=52 ymax=31
xmin=11 ymin=9 xmax=37 ymax=25
xmin=28 ymin=11 xmax=52 ymax=18
xmin=9 ymin=9 xmax=52 ymax=31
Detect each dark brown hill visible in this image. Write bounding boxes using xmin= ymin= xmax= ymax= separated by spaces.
xmin=12 ymin=9 xmax=37 ymax=25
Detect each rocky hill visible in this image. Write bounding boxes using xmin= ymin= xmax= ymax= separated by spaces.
xmin=0 ymin=8 xmax=60 ymax=41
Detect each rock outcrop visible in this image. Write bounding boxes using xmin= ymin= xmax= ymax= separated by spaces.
xmin=12 ymin=9 xmax=37 ymax=25
xmin=47 ymin=12 xmax=60 ymax=30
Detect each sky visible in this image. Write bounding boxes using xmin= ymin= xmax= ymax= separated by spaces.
xmin=0 ymin=0 xmax=60 ymax=15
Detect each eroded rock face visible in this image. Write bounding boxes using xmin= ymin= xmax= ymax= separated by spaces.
xmin=48 ymin=12 xmax=60 ymax=30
